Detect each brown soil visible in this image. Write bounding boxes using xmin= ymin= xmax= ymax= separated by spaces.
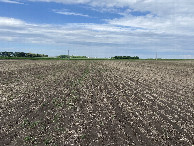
xmin=0 ymin=60 xmax=194 ymax=146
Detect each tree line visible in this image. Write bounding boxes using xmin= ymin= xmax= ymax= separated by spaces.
xmin=112 ymin=56 xmax=139 ymax=59
xmin=0 ymin=52 xmax=48 ymax=57
xmin=57 ymin=55 xmax=87 ymax=59
xmin=0 ymin=52 xmax=139 ymax=59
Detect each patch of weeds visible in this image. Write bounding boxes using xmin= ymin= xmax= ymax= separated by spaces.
xmin=42 ymin=102 xmax=48 ymax=107
xmin=111 ymin=114 xmax=116 ymax=120
xmin=9 ymin=96 xmax=15 ymax=100
xmin=73 ymin=66 xmax=90 ymax=86
xmin=22 ymin=119 xmax=30 ymax=127
xmin=71 ymin=90 xmax=76 ymax=95
xmin=52 ymin=98 xmax=64 ymax=107
xmin=80 ymin=134 xmax=86 ymax=139
xmin=30 ymin=121 xmax=40 ymax=129
xmin=24 ymin=136 xmax=37 ymax=144
xmin=70 ymin=90 xmax=79 ymax=101
xmin=77 ymin=78 xmax=82 ymax=84
xmin=45 ymin=138 xmax=52 ymax=145
xmin=72 ymin=95 xmax=78 ymax=101
xmin=84 ymin=67 xmax=89 ymax=74
xmin=72 ymin=81 xmax=77 ymax=88
xmin=24 ymin=136 xmax=31 ymax=142
xmin=22 ymin=119 xmax=40 ymax=129
xmin=100 ymin=121 xmax=104 ymax=126
xmin=162 ymin=129 xmax=169 ymax=140
xmin=53 ymin=114 xmax=60 ymax=122
xmin=31 ymin=138 xmax=37 ymax=144
xmin=40 ymin=125 xmax=47 ymax=132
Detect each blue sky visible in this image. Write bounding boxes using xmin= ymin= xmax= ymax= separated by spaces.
xmin=0 ymin=0 xmax=194 ymax=58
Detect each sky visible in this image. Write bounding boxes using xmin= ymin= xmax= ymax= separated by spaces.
xmin=0 ymin=0 xmax=194 ymax=58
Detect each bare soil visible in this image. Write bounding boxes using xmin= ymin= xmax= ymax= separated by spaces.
xmin=0 ymin=60 xmax=194 ymax=146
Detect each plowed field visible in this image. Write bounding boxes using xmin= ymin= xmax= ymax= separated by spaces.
xmin=0 ymin=60 xmax=194 ymax=146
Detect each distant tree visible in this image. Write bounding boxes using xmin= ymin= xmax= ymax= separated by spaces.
xmin=14 ymin=52 xmax=26 ymax=57
xmin=0 ymin=51 xmax=14 ymax=57
xmin=0 ymin=51 xmax=48 ymax=58
xmin=112 ymin=56 xmax=139 ymax=59
xmin=71 ymin=55 xmax=87 ymax=58
xmin=57 ymin=55 xmax=69 ymax=58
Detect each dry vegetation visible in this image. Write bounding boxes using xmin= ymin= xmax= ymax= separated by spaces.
xmin=0 ymin=60 xmax=194 ymax=146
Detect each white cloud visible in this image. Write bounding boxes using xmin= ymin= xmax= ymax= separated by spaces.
xmin=22 ymin=0 xmax=194 ymax=35
xmin=53 ymin=9 xmax=89 ymax=17
xmin=0 ymin=0 xmax=23 ymax=4
xmin=28 ymin=0 xmax=90 ymax=5
xmin=0 ymin=17 xmax=25 ymax=26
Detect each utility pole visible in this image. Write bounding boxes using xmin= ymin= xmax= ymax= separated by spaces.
xmin=156 ymin=52 xmax=158 ymax=60
xmin=68 ymin=50 xmax=70 ymax=60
